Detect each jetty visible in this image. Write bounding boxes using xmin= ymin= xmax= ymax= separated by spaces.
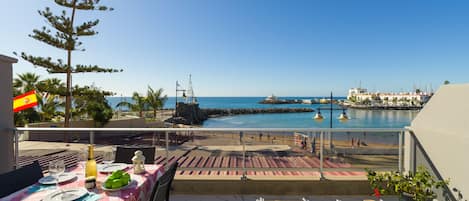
xmin=202 ymin=108 xmax=314 ymax=118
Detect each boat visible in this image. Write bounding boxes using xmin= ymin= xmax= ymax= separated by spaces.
xmin=265 ymin=94 xmax=278 ymax=102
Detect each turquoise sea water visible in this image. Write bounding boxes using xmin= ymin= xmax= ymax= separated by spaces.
xmin=107 ymin=97 xmax=418 ymax=128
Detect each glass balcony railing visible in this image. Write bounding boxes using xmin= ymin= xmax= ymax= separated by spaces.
xmin=13 ymin=127 xmax=405 ymax=182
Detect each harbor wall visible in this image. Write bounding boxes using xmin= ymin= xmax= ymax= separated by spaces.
xmin=202 ymin=108 xmax=314 ymax=117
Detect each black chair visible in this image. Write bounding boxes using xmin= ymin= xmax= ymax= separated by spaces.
xmin=114 ymin=145 xmax=156 ymax=164
xmin=0 ymin=161 xmax=43 ymax=198
xmin=149 ymin=162 xmax=178 ymax=201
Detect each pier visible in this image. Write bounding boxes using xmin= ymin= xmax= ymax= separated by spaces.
xmin=202 ymin=108 xmax=314 ymax=118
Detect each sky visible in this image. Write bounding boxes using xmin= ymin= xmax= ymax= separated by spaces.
xmin=1 ymin=0 xmax=469 ymax=97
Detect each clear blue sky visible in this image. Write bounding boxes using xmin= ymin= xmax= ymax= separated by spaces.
xmin=1 ymin=0 xmax=468 ymax=97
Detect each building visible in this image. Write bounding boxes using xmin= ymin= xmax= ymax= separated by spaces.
xmin=347 ymin=88 xmax=432 ymax=106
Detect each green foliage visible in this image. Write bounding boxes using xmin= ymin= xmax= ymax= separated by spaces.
xmin=17 ymin=0 xmax=121 ymax=127
xmin=14 ymin=108 xmax=41 ymax=127
xmin=116 ymin=92 xmax=147 ymax=118
xmin=13 ymin=72 xmax=41 ymax=92
xmin=72 ymin=85 xmax=114 ymax=127
xmin=366 ymin=167 xmax=449 ymax=201
xmin=146 ymin=86 xmax=168 ymax=119
xmin=444 ymin=80 xmax=450 ymax=85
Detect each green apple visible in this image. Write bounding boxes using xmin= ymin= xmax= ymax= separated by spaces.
xmin=112 ymin=170 xmax=123 ymax=178
xmin=104 ymin=180 xmax=113 ymax=189
xmin=122 ymin=173 xmax=130 ymax=182
xmin=112 ymin=179 xmax=123 ymax=189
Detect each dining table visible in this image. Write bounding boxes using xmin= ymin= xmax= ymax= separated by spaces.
xmin=1 ymin=163 xmax=165 ymax=201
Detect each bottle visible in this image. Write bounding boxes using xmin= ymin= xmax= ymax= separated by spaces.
xmin=85 ymin=144 xmax=97 ymax=189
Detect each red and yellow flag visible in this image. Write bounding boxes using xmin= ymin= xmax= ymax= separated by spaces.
xmin=13 ymin=90 xmax=38 ymax=113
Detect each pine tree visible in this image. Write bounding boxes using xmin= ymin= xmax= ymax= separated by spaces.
xmin=17 ymin=0 xmax=122 ymax=128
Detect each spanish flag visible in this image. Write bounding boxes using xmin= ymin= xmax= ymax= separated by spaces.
xmin=13 ymin=90 xmax=38 ymax=113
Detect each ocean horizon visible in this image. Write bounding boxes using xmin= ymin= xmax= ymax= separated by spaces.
xmin=106 ymin=96 xmax=418 ymax=129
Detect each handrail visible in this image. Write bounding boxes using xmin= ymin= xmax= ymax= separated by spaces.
xmin=13 ymin=127 xmax=408 ymax=180
xmin=14 ymin=127 xmax=406 ymax=132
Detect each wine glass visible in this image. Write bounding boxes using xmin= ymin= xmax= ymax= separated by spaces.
xmin=103 ymin=149 xmax=115 ymax=164
xmin=77 ymin=148 xmax=87 ymax=172
xmin=48 ymin=161 xmax=59 ymax=190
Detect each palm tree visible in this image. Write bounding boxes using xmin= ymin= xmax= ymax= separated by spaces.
xmin=13 ymin=72 xmax=40 ymax=93
xmin=116 ymin=92 xmax=147 ymax=117
xmin=146 ymin=86 xmax=168 ymax=119
xmin=40 ymin=95 xmax=65 ymax=121
xmin=36 ymin=78 xmax=67 ymax=121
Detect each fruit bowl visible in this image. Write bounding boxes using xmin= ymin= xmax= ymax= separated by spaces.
xmin=102 ymin=170 xmax=133 ymax=191
xmin=101 ymin=179 xmax=136 ymax=191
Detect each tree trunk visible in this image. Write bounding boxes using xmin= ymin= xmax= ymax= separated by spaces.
xmin=64 ymin=0 xmax=77 ymax=143
xmin=153 ymin=109 xmax=157 ymax=119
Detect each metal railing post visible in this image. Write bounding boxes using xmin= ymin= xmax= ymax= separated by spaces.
xmin=165 ymin=131 xmax=169 ymax=170
xmin=89 ymin=131 xmax=94 ymax=144
xmin=14 ymin=130 xmax=19 ymax=169
xmin=320 ymin=131 xmax=324 ymax=180
xmin=241 ymin=131 xmax=247 ymax=181
xmin=398 ymin=131 xmax=403 ymax=173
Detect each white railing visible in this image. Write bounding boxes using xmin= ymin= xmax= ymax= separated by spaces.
xmin=13 ymin=127 xmax=406 ymax=180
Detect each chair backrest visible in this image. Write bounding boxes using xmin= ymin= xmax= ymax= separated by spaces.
xmin=150 ymin=162 xmax=178 ymax=201
xmin=0 ymin=161 xmax=43 ymax=198
xmin=114 ymin=146 xmax=156 ymax=164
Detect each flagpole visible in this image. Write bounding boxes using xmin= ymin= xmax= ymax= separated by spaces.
xmin=175 ymin=81 xmax=178 ymax=117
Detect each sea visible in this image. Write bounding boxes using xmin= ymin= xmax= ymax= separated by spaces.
xmin=107 ymin=97 xmax=418 ymax=129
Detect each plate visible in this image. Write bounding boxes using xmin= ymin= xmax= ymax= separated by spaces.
xmin=101 ymin=179 xmax=136 ymax=192
xmin=39 ymin=173 xmax=77 ymax=185
xmin=97 ymin=163 xmax=128 ymax=173
xmin=43 ymin=187 xmax=88 ymax=201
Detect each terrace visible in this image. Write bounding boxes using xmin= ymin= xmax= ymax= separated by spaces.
xmin=14 ymin=127 xmax=404 ymax=200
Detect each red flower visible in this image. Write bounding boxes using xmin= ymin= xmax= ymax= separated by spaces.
xmin=374 ymin=188 xmax=381 ymax=199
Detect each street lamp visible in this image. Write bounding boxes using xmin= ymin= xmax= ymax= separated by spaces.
xmin=313 ymin=92 xmax=348 ymax=150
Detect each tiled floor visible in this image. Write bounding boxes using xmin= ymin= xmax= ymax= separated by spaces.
xmin=171 ymin=195 xmax=398 ymax=201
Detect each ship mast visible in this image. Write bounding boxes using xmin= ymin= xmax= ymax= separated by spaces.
xmin=186 ymin=74 xmax=197 ymax=104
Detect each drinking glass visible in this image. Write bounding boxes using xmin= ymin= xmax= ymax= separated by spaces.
xmin=48 ymin=161 xmax=59 ymax=190
xmin=77 ymin=148 xmax=87 ymax=172
xmin=103 ymin=149 xmax=115 ymax=164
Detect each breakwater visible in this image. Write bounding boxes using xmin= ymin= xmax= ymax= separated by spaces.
xmin=202 ymin=108 xmax=314 ymax=118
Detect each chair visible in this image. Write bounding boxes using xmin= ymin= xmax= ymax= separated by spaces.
xmin=114 ymin=145 xmax=156 ymax=164
xmin=149 ymin=162 xmax=178 ymax=201
xmin=0 ymin=161 xmax=43 ymax=198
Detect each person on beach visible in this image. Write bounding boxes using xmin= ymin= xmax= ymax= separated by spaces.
xmin=351 ymin=137 xmax=355 ymax=148
xmin=259 ymin=133 xmax=263 ymax=141
xmin=311 ymin=137 xmax=316 ymax=154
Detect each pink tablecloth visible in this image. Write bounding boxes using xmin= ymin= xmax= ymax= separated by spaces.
xmin=3 ymin=164 xmax=165 ymax=201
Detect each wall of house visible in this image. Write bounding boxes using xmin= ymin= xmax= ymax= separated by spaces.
xmin=0 ymin=54 xmax=17 ymax=173
xmin=407 ymin=84 xmax=469 ymax=200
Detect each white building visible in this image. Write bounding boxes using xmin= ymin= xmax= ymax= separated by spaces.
xmin=347 ymin=88 xmax=431 ymax=106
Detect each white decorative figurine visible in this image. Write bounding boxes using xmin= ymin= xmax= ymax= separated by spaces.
xmin=132 ymin=150 xmax=146 ymax=174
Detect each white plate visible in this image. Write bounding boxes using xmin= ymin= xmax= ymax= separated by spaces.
xmin=43 ymin=187 xmax=88 ymax=201
xmin=97 ymin=163 xmax=129 ymax=173
xmin=39 ymin=173 xmax=77 ymax=185
xmin=101 ymin=179 xmax=136 ymax=192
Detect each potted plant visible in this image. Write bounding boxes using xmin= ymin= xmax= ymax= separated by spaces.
xmin=366 ymin=166 xmax=448 ymax=201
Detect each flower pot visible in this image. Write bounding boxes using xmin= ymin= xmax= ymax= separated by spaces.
xmin=400 ymin=192 xmax=434 ymax=201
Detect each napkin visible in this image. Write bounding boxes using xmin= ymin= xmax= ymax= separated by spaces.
xmin=26 ymin=185 xmax=55 ymax=194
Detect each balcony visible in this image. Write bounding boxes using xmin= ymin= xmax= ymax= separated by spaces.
xmin=13 ymin=127 xmax=406 ymax=200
